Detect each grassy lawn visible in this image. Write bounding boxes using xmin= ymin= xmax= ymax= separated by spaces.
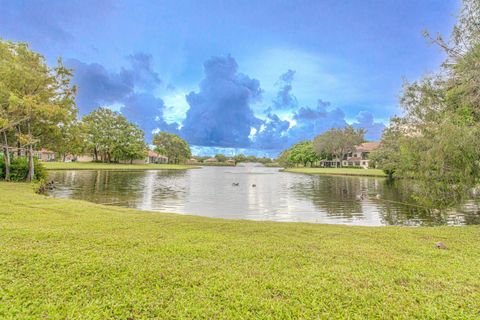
xmin=42 ymin=161 xmax=197 ymax=171
xmin=284 ymin=167 xmax=387 ymax=177
xmin=1 ymin=183 xmax=479 ymax=319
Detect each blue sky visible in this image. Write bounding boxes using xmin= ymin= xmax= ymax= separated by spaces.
xmin=1 ymin=0 xmax=459 ymax=156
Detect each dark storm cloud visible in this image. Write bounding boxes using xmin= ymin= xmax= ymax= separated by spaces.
xmin=352 ymin=111 xmax=386 ymax=140
xmin=254 ymin=71 xmax=348 ymax=150
xmin=253 ymin=69 xmax=385 ymax=152
xmin=121 ymin=93 xmax=179 ymax=142
xmin=288 ymin=99 xmax=348 ymax=144
xmin=272 ymin=69 xmax=297 ymax=110
xmin=127 ymin=53 xmax=162 ymax=90
xmin=252 ymin=113 xmax=290 ymax=150
xmin=67 ymin=53 xmax=176 ymax=141
xmin=67 ymin=59 xmax=134 ymax=114
xmin=181 ymin=55 xmax=262 ymax=148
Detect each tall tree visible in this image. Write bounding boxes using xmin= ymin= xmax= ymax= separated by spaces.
xmin=375 ymin=0 xmax=480 ymax=206
xmin=83 ymin=108 xmax=147 ymax=163
xmin=215 ymin=154 xmax=227 ymax=162
xmin=153 ymin=132 xmax=191 ymax=164
xmin=313 ymin=126 xmax=365 ymax=167
xmin=0 ymin=39 xmax=77 ymax=181
xmin=287 ymin=141 xmax=319 ymax=167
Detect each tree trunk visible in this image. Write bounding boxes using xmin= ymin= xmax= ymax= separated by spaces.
xmin=2 ymin=130 xmax=11 ymax=181
xmin=94 ymin=147 xmax=98 ymax=161
xmin=16 ymin=125 xmax=21 ymax=157
xmin=26 ymin=123 xmax=34 ymax=182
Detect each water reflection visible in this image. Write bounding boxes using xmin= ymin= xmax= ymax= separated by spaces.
xmin=48 ymin=167 xmax=480 ymax=226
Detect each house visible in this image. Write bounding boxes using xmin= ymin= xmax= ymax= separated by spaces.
xmin=73 ymin=154 xmax=94 ymax=162
xmin=187 ymin=158 xmax=199 ymax=165
xmin=225 ymin=159 xmax=236 ymax=165
xmin=320 ymin=142 xmax=380 ymax=169
xmin=33 ymin=149 xmax=55 ymax=162
xmin=120 ymin=150 xmax=168 ymax=164
xmin=203 ymin=157 xmax=218 ymax=163
xmin=341 ymin=142 xmax=380 ymax=168
xmin=146 ymin=150 xmax=168 ymax=164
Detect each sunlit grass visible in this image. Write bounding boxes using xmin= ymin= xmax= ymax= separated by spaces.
xmin=42 ymin=161 xmax=198 ymax=171
xmin=0 ymin=182 xmax=479 ymax=318
xmin=284 ymin=167 xmax=386 ymax=177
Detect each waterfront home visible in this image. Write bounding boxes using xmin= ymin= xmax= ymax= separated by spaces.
xmin=204 ymin=157 xmax=218 ymax=163
xmin=320 ymin=142 xmax=380 ymax=169
xmin=33 ymin=149 xmax=56 ymax=161
xmin=1 ymin=148 xmax=56 ymax=162
xmin=146 ymin=150 xmax=168 ymax=164
xmin=187 ymin=158 xmax=199 ymax=164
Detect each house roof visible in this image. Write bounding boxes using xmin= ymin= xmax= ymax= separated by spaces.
xmin=204 ymin=157 xmax=218 ymax=162
xmin=38 ymin=148 xmax=55 ymax=154
xmin=355 ymin=142 xmax=380 ymax=152
xmin=147 ymin=150 xmax=159 ymax=157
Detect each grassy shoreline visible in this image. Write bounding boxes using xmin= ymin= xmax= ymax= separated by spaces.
xmin=42 ymin=161 xmax=198 ymax=171
xmin=284 ymin=167 xmax=387 ymax=177
xmin=0 ymin=182 xmax=479 ymax=318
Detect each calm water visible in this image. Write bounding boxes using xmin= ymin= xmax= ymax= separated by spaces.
xmin=48 ymin=165 xmax=480 ymax=226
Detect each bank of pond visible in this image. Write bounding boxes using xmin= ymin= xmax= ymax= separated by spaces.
xmin=1 ymin=181 xmax=479 ymax=318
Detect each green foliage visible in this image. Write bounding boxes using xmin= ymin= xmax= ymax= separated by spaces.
xmin=276 ymin=141 xmax=319 ymax=167
xmin=214 ymin=154 xmax=227 ymax=162
xmin=277 ymin=149 xmax=294 ymax=167
xmin=153 ymin=132 xmax=191 ymax=164
xmin=313 ymin=126 xmax=365 ymax=166
xmin=376 ymin=1 xmax=480 ymax=207
xmin=233 ymin=154 xmax=247 ymax=162
xmin=2 ymin=156 xmax=46 ymax=181
xmin=82 ymin=108 xmax=147 ymax=163
xmin=288 ymin=141 xmax=319 ymax=167
xmin=0 ymin=39 xmax=77 ymax=181
xmin=0 ymin=155 xmax=4 ymax=178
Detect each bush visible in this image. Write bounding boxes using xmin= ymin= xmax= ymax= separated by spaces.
xmin=4 ymin=156 xmax=47 ymax=181
xmin=0 ymin=155 xmax=4 ymax=178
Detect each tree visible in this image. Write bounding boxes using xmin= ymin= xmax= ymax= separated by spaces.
xmin=376 ymin=0 xmax=480 ymax=206
xmin=233 ymin=154 xmax=247 ymax=163
xmin=313 ymin=126 xmax=365 ymax=167
xmin=277 ymin=149 xmax=294 ymax=168
xmin=153 ymin=132 xmax=191 ymax=164
xmin=287 ymin=141 xmax=319 ymax=167
xmin=82 ymin=108 xmax=147 ymax=163
xmin=49 ymin=121 xmax=86 ymax=161
xmin=215 ymin=154 xmax=227 ymax=162
xmin=112 ymin=122 xmax=147 ymax=163
xmin=0 ymin=39 xmax=77 ymax=181
xmin=369 ymin=117 xmax=406 ymax=179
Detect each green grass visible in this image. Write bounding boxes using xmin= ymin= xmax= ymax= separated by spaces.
xmin=1 ymin=182 xmax=479 ymax=319
xmin=42 ymin=161 xmax=198 ymax=171
xmin=284 ymin=167 xmax=387 ymax=177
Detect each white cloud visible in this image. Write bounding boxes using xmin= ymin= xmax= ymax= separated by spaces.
xmin=162 ymin=90 xmax=190 ymax=123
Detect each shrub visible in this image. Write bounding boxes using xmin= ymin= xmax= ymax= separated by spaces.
xmin=0 ymin=155 xmax=4 ymax=178
xmin=7 ymin=156 xmax=47 ymax=181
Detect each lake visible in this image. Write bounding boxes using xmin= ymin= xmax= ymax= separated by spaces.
xmin=48 ymin=164 xmax=480 ymax=226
